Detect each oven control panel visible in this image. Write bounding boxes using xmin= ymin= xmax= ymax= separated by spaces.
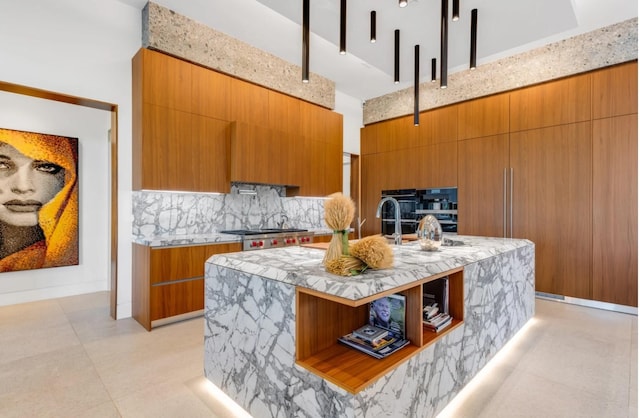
xmin=243 ymin=232 xmax=313 ymax=251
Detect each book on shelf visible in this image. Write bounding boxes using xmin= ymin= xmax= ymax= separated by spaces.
xmin=338 ymin=332 xmax=409 ymax=359
xmin=422 ymin=302 xmax=440 ymax=321
xmin=423 ymin=313 xmax=452 ymax=332
xmin=369 ymin=293 xmax=406 ymax=340
xmin=423 ymin=277 xmax=449 ymax=317
xmin=352 ymin=324 xmax=389 ymax=345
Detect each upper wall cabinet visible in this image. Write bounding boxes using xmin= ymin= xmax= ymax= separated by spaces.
xmin=138 ymin=48 xmax=192 ymax=112
xmin=192 ymin=64 xmax=230 ymax=120
xmin=509 ymin=73 xmax=591 ymax=132
xmin=229 ymin=78 xmax=269 ymax=126
xmin=457 ymin=93 xmax=509 ymax=140
xmin=592 ymin=61 xmax=638 ymax=119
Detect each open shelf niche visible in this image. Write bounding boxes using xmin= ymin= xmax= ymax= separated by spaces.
xmin=295 ymin=267 xmax=464 ymax=394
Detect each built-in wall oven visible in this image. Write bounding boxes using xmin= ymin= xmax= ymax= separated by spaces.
xmin=380 ymin=189 xmax=420 ymax=236
xmin=416 ymin=188 xmax=458 ymax=233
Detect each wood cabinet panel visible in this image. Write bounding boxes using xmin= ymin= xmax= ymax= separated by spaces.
xmin=325 ymin=141 xmax=343 ymax=194
xmin=592 ymin=115 xmax=638 ymax=306
xmin=141 ymin=104 xmax=194 ymax=191
xmin=150 ymin=279 xmax=205 ymax=321
xmin=140 ymin=48 xmax=192 ymax=112
xmin=230 ymin=122 xmax=273 ymax=184
xmin=415 ymin=141 xmax=457 ymax=189
xmin=510 ymin=74 xmax=591 ymax=132
xmin=133 ymin=242 xmax=242 ymax=330
xmin=510 ymin=122 xmax=592 ymax=299
xmin=417 ymin=105 xmax=458 ymax=145
xmin=191 ymin=64 xmax=230 ymax=120
xmin=457 ymin=134 xmax=510 ymax=237
xmin=458 ymin=93 xmax=509 ymax=140
xmin=191 ymin=115 xmax=231 ymax=192
xmin=387 ymin=116 xmax=419 ymax=150
xmin=229 ymin=77 xmax=269 ymax=126
xmin=300 ymin=101 xmax=327 ymax=142
xmin=268 ymin=90 xmax=301 ymax=135
xmin=360 ymin=123 xmax=379 ymax=155
xmin=360 ymin=154 xmax=384 ymax=237
xmin=592 ymin=61 xmax=638 ymax=119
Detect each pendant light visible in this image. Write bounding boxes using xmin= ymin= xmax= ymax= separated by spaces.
xmin=470 ymin=8 xmax=478 ymax=69
xmin=340 ymin=0 xmax=346 ymax=54
xmin=440 ymin=0 xmax=448 ymax=88
xmin=431 ymin=58 xmax=436 ymax=82
xmin=414 ymin=45 xmax=420 ymax=126
xmin=452 ymin=0 xmax=460 ymax=21
xmin=394 ymin=29 xmax=400 ymax=84
xmin=302 ymin=0 xmax=310 ymax=82
xmin=370 ymin=11 xmax=376 ymax=43
xmin=399 ymin=0 xmax=408 ymax=7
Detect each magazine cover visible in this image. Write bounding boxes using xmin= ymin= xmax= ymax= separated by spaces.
xmin=369 ymin=293 xmax=406 ymax=339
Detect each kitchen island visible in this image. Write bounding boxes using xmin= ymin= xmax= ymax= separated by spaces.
xmin=204 ymin=235 xmax=534 ymax=418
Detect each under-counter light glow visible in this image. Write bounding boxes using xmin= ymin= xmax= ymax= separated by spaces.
xmin=436 ymin=318 xmax=539 ymax=418
xmin=194 ymin=378 xmax=253 ymax=418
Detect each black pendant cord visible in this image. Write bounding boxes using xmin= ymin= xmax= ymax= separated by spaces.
xmin=431 ymin=58 xmax=436 ymax=82
xmin=302 ymin=0 xmax=310 ymax=82
xmin=440 ymin=0 xmax=448 ymax=88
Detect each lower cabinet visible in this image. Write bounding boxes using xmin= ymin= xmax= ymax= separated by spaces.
xmin=295 ymin=268 xmax=463 ymax=394
xmin=132 ymin=242 xmax=242 ymax=330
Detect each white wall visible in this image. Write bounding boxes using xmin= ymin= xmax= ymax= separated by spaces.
xmin=0 ymin=0 xmax=140 ymax=317
xmin=335 ymin=90 xmax=363 ymax=155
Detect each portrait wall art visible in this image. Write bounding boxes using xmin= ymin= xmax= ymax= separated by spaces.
xmin=0 ymin=128 xmax=79 ymax=272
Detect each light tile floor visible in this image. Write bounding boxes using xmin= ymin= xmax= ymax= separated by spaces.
xmin=0 ymin=291 xmax=636 ymax=418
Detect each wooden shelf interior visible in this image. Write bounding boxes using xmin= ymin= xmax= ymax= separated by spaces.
xmin=295 ymin=268 xmax=464 ymax=394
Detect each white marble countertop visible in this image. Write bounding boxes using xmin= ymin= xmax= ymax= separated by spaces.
xmin=132 ymin=228 xmax=334 ymax=247
xmin=206 ymin=235 xmax=534 ymax=301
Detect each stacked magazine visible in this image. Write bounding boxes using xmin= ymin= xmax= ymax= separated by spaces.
xmin=338 ymin=293 xmax=410 ymax=359
xmin=423 ymin=278 xmax=452 ymax=332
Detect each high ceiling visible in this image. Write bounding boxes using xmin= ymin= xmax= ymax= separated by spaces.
xmin=117 ymin=0 xmax=637 ymax=101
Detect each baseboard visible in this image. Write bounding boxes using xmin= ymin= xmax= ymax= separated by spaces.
xmin=535 ymin=291 xmax=638 ymax=315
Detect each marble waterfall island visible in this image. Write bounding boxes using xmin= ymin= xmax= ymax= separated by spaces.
xmin=204 ymin=236 xmax=535 ymax=418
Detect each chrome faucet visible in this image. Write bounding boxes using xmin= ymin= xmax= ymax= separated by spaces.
xmin=376 ymin=196 xmax=402 ymax=245
xmin=277 ymin=214 xmax=289 ymax=229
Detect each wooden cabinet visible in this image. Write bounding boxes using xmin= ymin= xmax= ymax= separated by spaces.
xmin=592 ymin=115 xmax=638 ymax=306
xmin=458 ymin=134 xmax=510 ymax=237
xmin=510 ymin=73 xmax=591 ymax=132
xmin=133 ymin=242 xmax=242 ymax=331
xmin=510 ymin=122 xmax=593 ymax=299
xmin=592 ymin=61 xmax=638 ymax=119
xmin=295 ymin=268 xmax=464 ymax=394
xmin=139 ymin=48 xmax=192 ymax=112
xmin=418 ymin=105 xmax=458 ymax=146
xmin=229 ymin=77 xmax=269 ymax=126
xmin=458 ymin=93 xmax=509 ymax=140
xmin=192 ymin=63 xmax=230 ymax=120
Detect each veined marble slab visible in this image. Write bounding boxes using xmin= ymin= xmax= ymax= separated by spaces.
xmin=204 ymin=236 xmax=535 ymax=418
xmin=206 ymin=235 xmax=532 ymax=301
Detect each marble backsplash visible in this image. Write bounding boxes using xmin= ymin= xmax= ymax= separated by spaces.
xmin=132 ymin=184 xmax=329 ymax=238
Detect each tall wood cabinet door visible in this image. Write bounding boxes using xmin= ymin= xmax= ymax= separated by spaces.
xmin=457 ymin=134 xmax=509 ymax=237
xmin=229 ymin=78 xmax=269 ymax=126
xmin=510 ymin=122 xmax=593 ymax=299
xmin=417 ymin=105 xmax=458 ymax=146
xmin=191 ymin=64 xmax=230 ymax=120
xmin=325 ymin=141 xmax=343 ymax=194
xmin=141 ymin=49 xmax=192 ymax=112
xmin=141 ymin=104 xmax=194 ymax=191
xmin=592 ymin=115 xmax=638 ymax=307
xmin=360 ymin=154 xmax=384 ymax=237
xmin=510 ymin=73 xmax=591 ymax=132
xmin=191 ymin=115 xmax=230 ymax=193
xmin=268 ymin=90 xmax=301 ymax=135
xmin=457 ymin=93 xmax=509 ymax=140
xmin=592 ymin=61 xmax=638 ymax=119
xmin=417 ymin=141 xmax=458 ymax=189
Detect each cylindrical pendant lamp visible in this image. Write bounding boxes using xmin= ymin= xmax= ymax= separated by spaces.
xmin=394 ymin=29 xmax=400 ymax=84
xmin=431 ymin=58 xmax=437 ymax=82
xmin=370 ymin=11 xmax=376 ymax=43
xmin=414 ymin=45 xmax=420 ymax=126
xmin=452 ymin=0 xmax=460 ymax=21
xmin=340 ymin=0 xmax=346 ymax=54
xmin=302 ymin=0 xmax=310 ymax=82
xmin=470 ymin=8 xmax=478 ymax=69
xmin=399 ymin=0 xmax=408 ymax=7
xmin=440 ymin=0 xmax=448 ymax=88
